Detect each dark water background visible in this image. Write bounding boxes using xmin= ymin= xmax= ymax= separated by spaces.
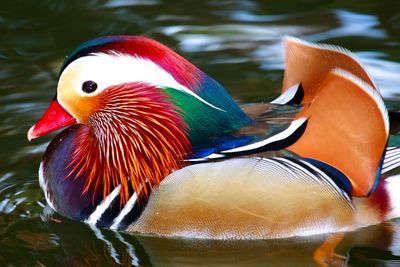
xmin=1 ymin=0 xmax=400 ymax=266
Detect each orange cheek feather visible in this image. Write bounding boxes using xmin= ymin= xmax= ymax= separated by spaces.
xmin=65 ymin=83 xmax=191 ymax=204
xmin=58 ymin=91 xmax=101 ymax=124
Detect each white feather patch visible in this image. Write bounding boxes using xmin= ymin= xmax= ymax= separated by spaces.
xmin=38 ymin=162 xmax=56 ymax=211
xmin=58 ymin=53 xmax=224 ymax=111
xmin=270 ymin=83 xmax=300 ymax=104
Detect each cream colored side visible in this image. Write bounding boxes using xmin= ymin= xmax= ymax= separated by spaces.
xmin=128 ymin=158 xmax=364 ymax=239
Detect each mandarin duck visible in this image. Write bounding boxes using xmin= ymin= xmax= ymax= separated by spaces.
xmin=28 ymin=36 xmax=400 ymax=239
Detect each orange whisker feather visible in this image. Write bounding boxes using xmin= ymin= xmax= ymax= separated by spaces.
xmin=67 ymin=83 xmax=191 ymax=204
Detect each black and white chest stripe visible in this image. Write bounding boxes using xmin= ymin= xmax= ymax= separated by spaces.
xmin=83 ymin=183 xmax=150 ymax=230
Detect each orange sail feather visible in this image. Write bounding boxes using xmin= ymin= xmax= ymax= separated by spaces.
xmin=287 ymin=69 xmax=388 ymax=196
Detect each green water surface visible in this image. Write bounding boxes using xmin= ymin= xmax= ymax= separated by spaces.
xmin=1 ymin=0 xmax=400 ymax=266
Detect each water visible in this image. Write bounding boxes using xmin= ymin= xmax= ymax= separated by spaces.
xmin=1 ymin=0 xmax=400 ymax=266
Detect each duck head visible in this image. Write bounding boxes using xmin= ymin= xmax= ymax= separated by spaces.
xmin=28 ymin=36 xmax=250 ymax=220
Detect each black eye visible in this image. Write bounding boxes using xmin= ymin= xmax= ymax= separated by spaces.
xmin=82 ymin=80 xmax=98 ymax=93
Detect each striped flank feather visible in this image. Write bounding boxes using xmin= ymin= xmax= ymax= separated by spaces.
xmin=382 ymin=146 xmax=400 ymax=174
xmin=128 ymin=157 xmax=355 ymax=239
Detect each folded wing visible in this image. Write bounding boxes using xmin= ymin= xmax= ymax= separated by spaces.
xmin=287 ymin=69 xmax=389 ymax=196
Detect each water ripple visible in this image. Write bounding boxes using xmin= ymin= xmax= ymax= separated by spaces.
xmin=308 ymin=10 xmax=386 ymax=41
xmin=1 ymin=2 xmax=400 ymax=266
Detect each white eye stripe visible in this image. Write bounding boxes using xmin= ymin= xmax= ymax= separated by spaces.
xmin=59 ymin=53 xmax=187 ymax=96
xmin=58 ymin=53 xmax=224 ymax=111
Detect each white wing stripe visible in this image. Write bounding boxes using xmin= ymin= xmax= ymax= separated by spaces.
xmin=186 ymin=153 xmax=225 ymax=162
xmin=382 ymin=162 xmax=400 ymax=174
xmin=385 ymin=148 xmax=400 ymax=156
xmin=272 ymin=157 xmax=321 ymax=184
xmin=296 ymin=159 xmax=352 ymax=204
xmin=266 ymin=157 xmax=353 ymax=206
xmin=221 ymin=117 xmax=307 ymax=153
xmin=260 ymin=157 xmax=298 ymax=178
xmin=270 ymin=83 xmax=300 ymax=104
xmin=383 ymin=155 xmax=400 ymax=168
xmin=383 ymin=146 xmax=400 ymax=173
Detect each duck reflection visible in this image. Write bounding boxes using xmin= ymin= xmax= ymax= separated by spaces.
xmin=46 ymin=212 xmax=400 ymax=267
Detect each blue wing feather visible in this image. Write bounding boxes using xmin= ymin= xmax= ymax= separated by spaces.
xmin=190 ymin=135 xmax=254 ymax=159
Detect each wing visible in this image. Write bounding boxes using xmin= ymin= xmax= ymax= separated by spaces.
xmin=187 ymin=116 xmax=308 ymax=161
xmin=187 ymin=103 xmax=304 ymax=161
xmin=288 ymin=69 xmax=389 ymax=196
xmin=128 ymin=157 xmax=355 ymax=239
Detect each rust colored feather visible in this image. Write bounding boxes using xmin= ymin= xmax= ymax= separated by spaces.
xmin=287 ymin=70 xmax=388 ymax=196
xmin=282 ymin=37 xmax=377 ymax=103
xmin=68 ymin=83 xmax=191 ymax=204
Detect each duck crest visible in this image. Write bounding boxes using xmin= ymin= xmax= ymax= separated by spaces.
xmin=61 ymin=36 xmax=201 ymax=89
xmin=60 ymin=36 xmax=251 ymax=142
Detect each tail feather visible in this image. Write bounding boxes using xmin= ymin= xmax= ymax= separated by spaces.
xmin=287 ymin=69 xmax=389 ymax=196
xmin=281 ymin=37 xmax=377 ymax=104
xmin=382 ymin=146 xmax=400 ymax=174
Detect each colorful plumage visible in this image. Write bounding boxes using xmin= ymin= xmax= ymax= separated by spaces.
xmin=28 ymin=36 xmax=400 ymax=239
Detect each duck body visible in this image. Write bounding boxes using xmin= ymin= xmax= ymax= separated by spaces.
xmin=29 ymin=36 xmax=400 ymax=239
xmin=130 ymin=158 xmax=400 ymax=239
